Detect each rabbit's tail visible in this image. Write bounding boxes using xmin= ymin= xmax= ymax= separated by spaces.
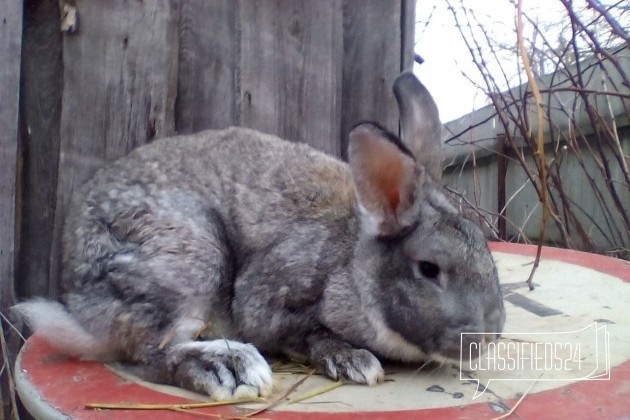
xmin=12 ymin=299 xmax=112 ymax=361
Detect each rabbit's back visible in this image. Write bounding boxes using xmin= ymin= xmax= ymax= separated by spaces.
xmin=72 ymin=127 xmax=353 ymax=214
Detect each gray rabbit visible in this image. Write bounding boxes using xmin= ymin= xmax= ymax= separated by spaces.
xmin=14 ymin=73 xmax=505 ymax=401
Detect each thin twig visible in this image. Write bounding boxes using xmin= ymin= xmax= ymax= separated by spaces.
xmin=517 ymin=0 xmax=550 ymax=290
xmin=0 ymin=319 xmax=19 ymax=420
xmin=86 ymin=397 xmax=266 ymax=411
xmin=288 ymin=381 xmax=345 ymax=404
xmin=241 ymin=370 xmax=315 ymax=418
xmin=0 ymin=311 xmax=26 ymax=342
xmin=537 ymin=87 xmax=630 ymax=99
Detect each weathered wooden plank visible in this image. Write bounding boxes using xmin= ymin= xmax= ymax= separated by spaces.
xmin=401 ymin=0 xmax=416 ymax=72
xmin=51 ymin=0 xmax=180 ymax=295
xmin=239 ymin=0 xmax=343 ymax=156
xmin=1 ymin=1 xmax=24 ymax=417
xmin=17 ymin=0 xmax=64 ymax=299
xmin=340 ymin=0 xmax=403 ymax=159
xmin=176 ymin=0 xmax=237 ymax=133
xmin=0 ymin=0 xmax=23 ymax=308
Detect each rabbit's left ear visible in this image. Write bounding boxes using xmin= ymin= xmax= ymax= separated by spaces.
xmin=394 ymin=72 xmax=444 ymax=182
xmin=348 ymin=124 xmax=422 ymax=237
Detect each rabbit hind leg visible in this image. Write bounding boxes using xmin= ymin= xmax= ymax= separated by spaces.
xmin=62 ymin=209 xmax=272 ymax=399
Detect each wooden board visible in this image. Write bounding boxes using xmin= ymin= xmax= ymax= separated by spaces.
xmin=51 ymin=0 xmax=180 ymax=294
xmin=401 ymin=0 xmax=416 ymax=72
xmin=0 ymin=0 xmax=24 ymax=417
xmin=0 ymin=0 xmax=23 ymax=307
xmin=239 ymin=0 xmax=343 ymax=156
xmin=176 ymin=0 xmax=238 ymax=133
xmin=17 ymin=0 xmax=64 ymax=298
xmin=340 ymin=0 xmax=404 ymax=159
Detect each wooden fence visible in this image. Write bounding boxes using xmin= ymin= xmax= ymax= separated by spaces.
xmin=0 ymin=1 xmax=415 ymax=416
xmin=7 ymin=0 xmax=415 ymax=298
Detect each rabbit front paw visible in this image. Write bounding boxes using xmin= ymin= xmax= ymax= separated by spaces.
xmin=168 ymin=340 xmax=273 ymax=400
xmin=319 ymin=348 xmax=384 ymax=385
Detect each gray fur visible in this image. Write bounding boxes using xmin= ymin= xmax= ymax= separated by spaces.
xmin=13 ymin=72 xmax=505 ymax=400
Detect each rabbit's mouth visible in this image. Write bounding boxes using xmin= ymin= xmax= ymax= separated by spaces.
xmin=366 ymin=309 xmax=502 ymax=365
xmin=434 ymin=331 xmax=502 ymax=364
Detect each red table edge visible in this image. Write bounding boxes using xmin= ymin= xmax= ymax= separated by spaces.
xmin=488 ymin=241 xmax=630 ymax=281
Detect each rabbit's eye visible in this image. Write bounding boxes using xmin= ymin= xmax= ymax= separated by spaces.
xmin=419 ymin=261 xmax=440 ymax=279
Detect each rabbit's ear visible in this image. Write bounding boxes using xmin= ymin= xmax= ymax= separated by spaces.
xmin=393 ymin=72 xmax=444 ymax=182
xmin=348 ymin=123 xmax=422 ymax=237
